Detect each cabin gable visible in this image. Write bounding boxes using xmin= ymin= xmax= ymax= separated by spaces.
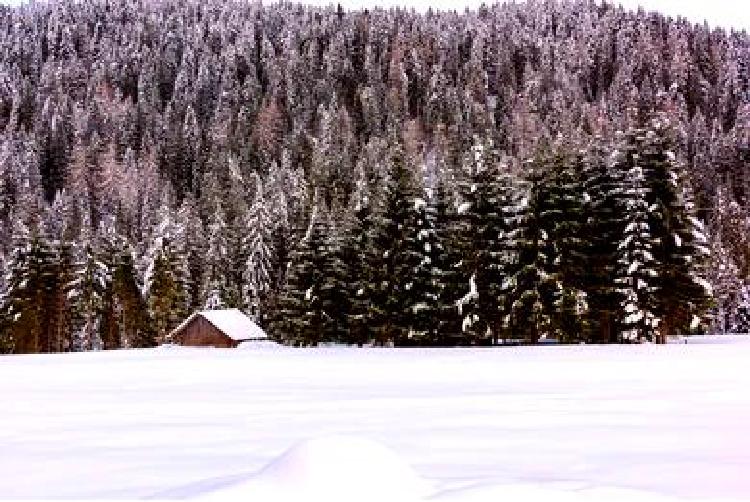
xmin=173 ymin=315 xmax=239 ymax=348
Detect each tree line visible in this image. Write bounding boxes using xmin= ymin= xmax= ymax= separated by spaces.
xmin=272 ymin=115 xmax=711 ymax=346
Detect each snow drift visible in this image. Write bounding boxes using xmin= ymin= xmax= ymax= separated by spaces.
xmin=201 ymin=436 xmax=431 ymax=502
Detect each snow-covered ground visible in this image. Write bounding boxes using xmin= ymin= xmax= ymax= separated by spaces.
xmin=2 ymin=338 xmax=750 ymax=501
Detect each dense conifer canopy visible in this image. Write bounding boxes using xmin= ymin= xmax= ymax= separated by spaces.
xmin=0 ymin=0 xmax=745 ymax=351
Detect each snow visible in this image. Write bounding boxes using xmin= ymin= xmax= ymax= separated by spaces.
xmin=2 ymin=341 xmax=750 ymax=501
xmin=202 ymin=436 xmax=431 ymax=502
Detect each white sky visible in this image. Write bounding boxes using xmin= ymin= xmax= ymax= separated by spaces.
xmin=0 ymin=1 xmax=747 ymax=31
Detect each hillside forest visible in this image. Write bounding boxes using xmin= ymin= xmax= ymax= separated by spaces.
xmin=1 ymin=0 xmax=748 ymax=352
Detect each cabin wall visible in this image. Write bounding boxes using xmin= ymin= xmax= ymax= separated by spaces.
xmin=175 ymin=317 xmax=238 ymax=348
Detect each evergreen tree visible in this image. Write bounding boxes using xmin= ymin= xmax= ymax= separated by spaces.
xmin=508 ymin=167 xmax=560 ymax=343
xmin=274 ymin=207 xmax=330 ymax=346
xmin=432 ymin=181 xmax=467 ymax=345
xmin=319 ymin=209 xmax=352 ymax=344
xmin=614 ymin=138 xmax=660 ymax=342
xmin=369 ymin=138 xmax=419 ymax=345
xmin=147 ymin=242 xmax=188 ymax=343
xmin=400 ymin=193 xmax=442 ymax=344
xmin=580 ymin=137 xmax=627 ymax=343
xmin=1 ymin=218 xmax=40 ymax=353
xmin=640 ymin=118 xmax=712 ymax=342
xmin=69 ymin=235 xmax=110 ymax=352
xmin=143 ymin=204 xmax=189 ymax=342
xmin=343 ymin=202 xmax=377 ymax=346
xmin=242 ymin=180 xmax=275 ymax=320
xmin=460 ymin=139 xmax=522 ymax=344
xmin=542 ymin=151 xmax=588 ymax=342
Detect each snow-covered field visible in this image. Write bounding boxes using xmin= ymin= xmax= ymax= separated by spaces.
xmin=2 ymin=338 xmax=750 ymax=501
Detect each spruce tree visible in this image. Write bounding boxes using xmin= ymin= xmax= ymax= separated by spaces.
xmin=1 ymin=218 xmax=40 ymax=353
xmin=580 ymin=137 xmax=627 ymax=343
xmin=147 ymin=242 xmax=188 ymax=343
xmin=542 ymin=151 xmax=588 ymax=342
xmin=400 ymin=193 xmax=441 ymax=344
xmin=432 ymin=181 xmax=467 ymax=345
xmin=242 ymin=181 xmax=274 ymax=320
xmin=613 ymin=137 xmax=660 ymax=342
xmin=343 ymin=199 xmax=378 ymax=346
xmin=274 ymin=206 xmax=330 ymax=346
xmin=319 ymin=210 xmax=352 ymax=344
xmin=69 ymin=226 xmax=110 ymax=351
xmin=640 ymin=118 xmax=712 ymax=342
xmin=508 ymin=167 xmax=559 ymax=343
xmin=369 ymin=138 xmax=419 ymax=345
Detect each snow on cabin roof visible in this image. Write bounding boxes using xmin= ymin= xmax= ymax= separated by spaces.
xmin=172 ymin=309 xmax=268 ymax=341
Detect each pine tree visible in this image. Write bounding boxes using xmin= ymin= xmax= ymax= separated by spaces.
xmin=1 ymin=218 xmax=40 ymax=353
xmin=148 ymin=243 xmax=188 ymax=343
xmin=542 ymin=151 xmax=588 ymax=342
xmin=460 ymin=139 xmax=522 ymax=344
xmin=614 ymin=138 xmax=660 ymax=342
xmin=508 ymin=167 xmax=559 ymax=343
xmin=275 ymin=207 xmax=330 ymax=346
xmin=399 ymin=193 xmax=441 ymax=344
xmin=580 ymin=137 xmax=627 ymax=343
xmin=319 ymin=209 xmax=352 ymax=344
xmin=112 ymin=243 xmax=154 ymax=349
xmin=201 ymin=199 xmax=234 ymax=310
xmin=242 ymin=180 xmax=275 ymax=321
xmin=640 ymin=118 xmax=712 ymax=342
xmin=432 ymin=181 xmax=467 ymax=345
xmin=343 ymin=202 xmax=377 ymax=346
xmin=369 ymin=138 xmax=419 ymax=345
xmin=69 ymin=240 xmax=109 ymax=351
xmin=42 ymin=191 xmax=76 ymax=353
xmin=143 ymin=203 xmax=189 ymax=342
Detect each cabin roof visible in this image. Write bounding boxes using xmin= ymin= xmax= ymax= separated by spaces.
xmin=172 ymin=309 xmax=268 ymax=342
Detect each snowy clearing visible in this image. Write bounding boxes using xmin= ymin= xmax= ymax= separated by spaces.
xmin=2 ymin=338 xmax=750 ymax=501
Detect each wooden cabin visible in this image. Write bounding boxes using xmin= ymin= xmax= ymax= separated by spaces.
xmin=170 ymin=309 xmax=269 ymax=348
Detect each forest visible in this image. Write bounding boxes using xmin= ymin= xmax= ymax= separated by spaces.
xmin=0 ymin=0 xmax=747 ymax=353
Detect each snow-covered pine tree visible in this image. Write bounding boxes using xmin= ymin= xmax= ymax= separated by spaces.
xmin=201 ymin=197 xmax=234 ymax=310
xmin=68 ymin=219 xmax=110 ymax=352
xmin=274 ymin=203 xmax=330 ymax=346
xmin=707 ymin=186 xmax=747 ymax=333
xmin=319 ymin=207 xmax=352 ymax=344
xmin=0 ymin=216 xmax=39 ymax=353
xmin=613 ymin=130 xmax=661 ymax=343
xmin=337 ymin=160 xmax=379 ymax=346
xmin=732 ymin=285 xmax=750 ymax=333
xmin=242 ymin=178 xmax=274 ymax=322
xmin=508 ymin=165 xmax=559 ymax=343
xmin=42 ymin=191 xmax=76 ymax=353
xmin=148 ymin=244 xmax=188 ymax=343
xmin=459 ymin=138 xmax=523 ymax=344
xmin=109 ymin=239 xmax=153 ymax=349
xmin=143 ymin=203 xmax=189 ymax=343
xmin=580 ymin=136 xmax=628 ymax=343
xmin=640 ymin=117 xmax=712 ymax=342
xmin=399 ymin=192 xmax=441 ymax=344
xmin=707 ymin=238 xmax=742 ymax=334
xmin=432 ymin=179 xmax=468 ymax=345
xmin=176 ymin=194 xmax=206 ymax=314
xmin=343 ymin=202 xmax=377 ymax=346
xmin=542 ymin=150 xmax=588 ymax=343
xmin=369 ymin=136 xmax=419 ymax=345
